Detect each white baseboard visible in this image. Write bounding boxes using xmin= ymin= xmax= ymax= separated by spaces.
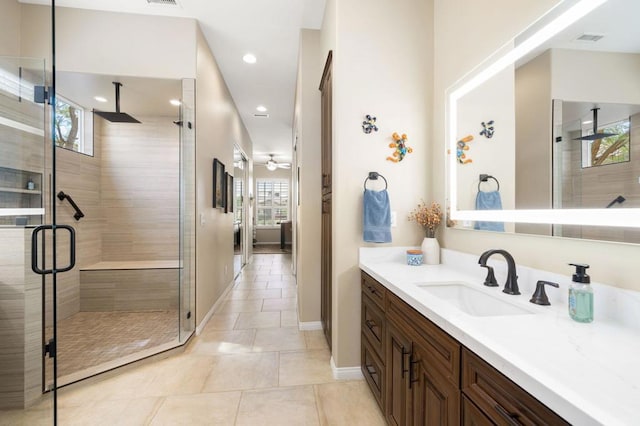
xmin=330 ymin=356 xmax=364 ymax=380
xmin=298 ymin=321 xmax=322 ymax=331
xmin=195 ymin=280 xmax=234 ymax=335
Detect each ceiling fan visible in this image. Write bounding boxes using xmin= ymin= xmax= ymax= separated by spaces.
xmin=263 ymin=154 xmax=291 ymax=171
xmin=572 ymin=108 xmax=618 ymax=141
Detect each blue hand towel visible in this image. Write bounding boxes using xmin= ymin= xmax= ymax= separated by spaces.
xmin=474 ymin=190 xmax=505 ymax=232
xmin=363 ymin=189 xmax=392 ymax=243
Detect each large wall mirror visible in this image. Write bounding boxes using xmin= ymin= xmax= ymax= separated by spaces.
xmin=446 ymin=0 xmax=640 ymax=243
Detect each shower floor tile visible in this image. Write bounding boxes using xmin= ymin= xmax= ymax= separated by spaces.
xmin=47 ymin=310 xmax=178 ymax=379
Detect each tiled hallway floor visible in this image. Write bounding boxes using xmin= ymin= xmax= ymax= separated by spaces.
xmin=2 ymin=253 xmax=385 ymax=425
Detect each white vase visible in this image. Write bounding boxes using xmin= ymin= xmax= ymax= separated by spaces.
xmin=421 ymin=237 xmax=440 ymax=265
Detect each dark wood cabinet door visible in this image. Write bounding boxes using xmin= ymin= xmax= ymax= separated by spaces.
xmin=462 ymin=348 xmax=569 ymax=426
xmin=462 ymin=395 xmax=493 ymax=426
xmin=386 ymin=321 xmax=412 ymax=426
xmin=410 ymin=343 xmax=461 ymax=426
xmin=362 ymin=337 xmax=385 ymax=411
xmin=321 ymin=194 xmax=331 ymax=348
xmin=319 ymin=51 xmax=332 ymax=197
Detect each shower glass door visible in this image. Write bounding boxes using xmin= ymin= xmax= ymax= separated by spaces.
xmin=0 ymin=56 xmax=56 ymax=423
xmin=180 ymin=78 xmax=196 ymax=342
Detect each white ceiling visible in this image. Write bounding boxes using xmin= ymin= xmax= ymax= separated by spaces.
xmin=22 ymin=0 xmax=326 ymax=164
xmin=56 ymin=72 xmax=181 ymax=118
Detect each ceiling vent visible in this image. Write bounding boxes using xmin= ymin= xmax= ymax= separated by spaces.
xmin=576 ymin=33 xmax=604 ymax=42
xmin=147 ymin=0 xmax=179 ymax=5
xmin=253 ymin=113 xmax=270 ymax=118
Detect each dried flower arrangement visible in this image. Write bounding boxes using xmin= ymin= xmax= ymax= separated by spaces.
xmin=409 ymin=201 xmax=443 ymax=238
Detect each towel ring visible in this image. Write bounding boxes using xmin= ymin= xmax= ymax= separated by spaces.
xmin=478 ymin=174 xmax=500 ymax=192
xmin=364 ymin=172 xmax=388 ymax=191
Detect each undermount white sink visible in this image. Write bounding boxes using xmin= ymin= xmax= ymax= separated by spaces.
xmin=416 ymin=282 xmax=534 ymax=317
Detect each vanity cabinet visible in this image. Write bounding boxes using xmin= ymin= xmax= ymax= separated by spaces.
xmin=461 ymin=396 xmax=493 ymax=426
xmin=361 ymin=272 xmax=387 ymax=411
xmin=386 ymin=290 xmax=460 ymax=425
xmin=361 ymin=271 xmax=568 ymax=425
xmin=462 ymin=349 xmax=569 ymax=425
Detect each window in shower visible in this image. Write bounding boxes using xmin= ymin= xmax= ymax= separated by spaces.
xmin=54 ymin=95 xmax=93 ymax=156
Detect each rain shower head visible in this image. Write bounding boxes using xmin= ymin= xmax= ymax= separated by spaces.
xmin=572 ymin=108 xmax=617 ymax=141
xmin=93 ymin=82 xmax=141 ymax=123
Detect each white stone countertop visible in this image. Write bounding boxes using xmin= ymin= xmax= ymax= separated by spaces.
xmin=359 ymin=246 xmax=640 ymax=426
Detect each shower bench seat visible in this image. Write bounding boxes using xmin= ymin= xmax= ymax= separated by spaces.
xmin=79 ymin=260 xmax=180 ymax=312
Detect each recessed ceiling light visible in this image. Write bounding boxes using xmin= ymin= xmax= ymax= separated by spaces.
xmin=256 ymin=105 xmax=267 ymax=112
xmin=243 ymin=53 xmax=257 ymax=64
xmin=583 ymin=120 xmax=593 ymax=124
xmin=94 ymin=96 xmax=107 ymax=103
xmin=170 ymin=99 xmax=181 ymax=106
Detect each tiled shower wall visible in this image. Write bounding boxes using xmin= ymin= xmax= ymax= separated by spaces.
xmin=99 ymin=116 xmax=179 ymax=261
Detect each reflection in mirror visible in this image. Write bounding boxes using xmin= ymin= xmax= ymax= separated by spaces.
xmin=553 ymin=99 xmax=640 ymax=242
xmin=447 ymin=0 xmax=640 ymax=242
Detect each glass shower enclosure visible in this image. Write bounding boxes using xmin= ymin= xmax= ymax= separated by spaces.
xmin=0 ymin=3 xmax=197 ymax=423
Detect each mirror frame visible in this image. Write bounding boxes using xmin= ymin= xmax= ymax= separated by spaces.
xmin=445 ymin=0 xmax=640 ymax=228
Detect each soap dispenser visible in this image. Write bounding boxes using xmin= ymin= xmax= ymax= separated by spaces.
xmin=568 ymin=263 xmax=593 ymax=323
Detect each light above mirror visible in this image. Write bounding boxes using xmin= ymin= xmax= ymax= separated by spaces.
xmin=446 ymin=0 xmax=640 ymax=233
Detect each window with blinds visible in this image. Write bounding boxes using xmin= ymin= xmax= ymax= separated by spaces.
xmin=256 ymin=179 xmax=289 ymax=226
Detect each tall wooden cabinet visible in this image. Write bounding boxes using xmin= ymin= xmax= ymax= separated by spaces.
xmin=360 ymin=270 xmax=569 ymax=425
xmin=320 ymin=51 xmax=333 ymax=348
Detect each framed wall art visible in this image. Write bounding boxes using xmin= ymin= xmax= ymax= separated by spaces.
xmin=213 ymin=158 xmax=225 ymax=209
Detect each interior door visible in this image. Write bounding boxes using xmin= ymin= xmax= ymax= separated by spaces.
xmin=0 ymin=54 xmax=58 ymax=423
xmin=233 ymin=146 xmax=248 ymax=278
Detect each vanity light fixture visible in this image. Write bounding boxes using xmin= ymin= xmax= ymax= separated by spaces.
xmin=94 ymin=96 xmax=107 ymax=103
xmin=447 ymin=0 xmax=611 ymax=226
xmin=169 ymin=99 xmax=181 ymax=106
xmin=256 ymin=105 xmax=268 ymax=112
xmin=243 ymin=53 xmax=257 ymax=64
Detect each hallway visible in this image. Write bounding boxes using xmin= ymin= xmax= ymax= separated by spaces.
xmin=3 ymin=253 xmax=384 ymax=425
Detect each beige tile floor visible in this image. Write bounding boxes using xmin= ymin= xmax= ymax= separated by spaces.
xmin=1 ymin=253 xmax=385 ymax=425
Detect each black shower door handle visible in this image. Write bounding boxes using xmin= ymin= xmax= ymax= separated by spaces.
xmin=31 ymin=224 xmax=76 ymax=275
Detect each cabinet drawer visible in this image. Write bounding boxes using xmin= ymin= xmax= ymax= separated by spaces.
xmin=462 ymin=348 xmax=569 ymax=426
xmin=462 ymin=395 xmax=493 ymax=426
xmin=387 ymin=291 xmax=460 ymax=387
xmin=362 ymin=292 xmax=386 ymax=361
xmin=361 ymin=271 xmax=386 ymax=310
xmin=362 ymin=336 xmax=385 ymax=412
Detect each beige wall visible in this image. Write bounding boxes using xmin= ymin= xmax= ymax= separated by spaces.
xmin=0 ymin=0 xmax=21 ymax=56
xmin=20 ymin=5 xmax=196 ymax=79
xmin=457 ymin=64 xmax=516 ymax=229
xmin=294 ymin=29 xmax=322 ymax=324
xmin=320 ymin=0 xmax=433 ymax=368
xmin=552 ymin=49 xmax=640 ymax=103
xmin=515 ymin=50 xmax=553 ymax=235
xmin=195 ymin=26 xmax=253 ymax=326
xmin=437 ymin=0 xmax=640 ymax=294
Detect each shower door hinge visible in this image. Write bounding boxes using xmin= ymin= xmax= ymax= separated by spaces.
xmin=34 ymin=86 xmax=52 ymax=104
xmin=44 ymin=338 xmax=56 ymax=358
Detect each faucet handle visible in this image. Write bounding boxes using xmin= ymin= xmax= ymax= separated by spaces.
xmin=529 ymin=280 xmax=559 ymax=305
xmin=480 ymin=265 xmax=498 ymax=287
